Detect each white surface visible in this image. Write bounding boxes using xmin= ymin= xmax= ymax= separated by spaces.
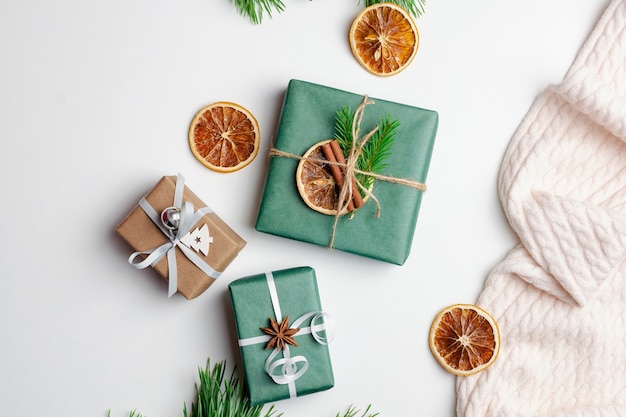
xmin=0 ymin=1 xmax=610 ymax=416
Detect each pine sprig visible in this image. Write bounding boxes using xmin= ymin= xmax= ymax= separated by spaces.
xmin=233 ymin=0 xmax=425 ymax=24
xmin=334 ymin=107 xmax=355 ymax=152
xmin=359 ymin=0 xmax=426 ymax=17
xmin=358 ymin=114 xmax=399 ymax=192
xmin=108 ymin=359 xmax=380 ymax=417
xmin=107 ymin=410 xmax=144 ymax=417
xmin=231 ymin=0 xmax=286 ymax=25
xmin=183 ymin=359 xmax=281 ymax=417
xmin=333 ymin=106 xmax=399 ymax=200
xmin=337 ymin=404 xmax=380 ymax=417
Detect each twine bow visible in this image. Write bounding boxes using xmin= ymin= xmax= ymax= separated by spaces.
xmin=127 ymin=173 xmax=221 ymax=297
xmin=269 ymin=96 xmax=427 ymax=248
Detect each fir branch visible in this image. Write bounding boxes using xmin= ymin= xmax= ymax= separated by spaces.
xmin=231 ymin=0 xmax=286 ymax=25
xmin=233 ymin=0 xmax=425 ymax=24
xmin=334 ymin=107 xmax=399 ymax=199
xmin=108 ymin=359 xmax=378 ymax=417
xmin=359 ymin=0 xmax=426 ymax=18
xmin=106 ymin=410 xmax=144 ymax=417
xmin=334 ymin=107 xmax=356 ymax=152
xmin=337 ymin=404 xmax=380 ymax=417
xmin=183 ymin=359 xmax=281 ymax=417
xmin=357 ymin=114 xmax=399 ymax=191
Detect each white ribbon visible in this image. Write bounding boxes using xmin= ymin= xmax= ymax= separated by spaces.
xmin=237 ymin=272 xmax=335 ymax=399
xmin=127 ymin=173 xmax=221 ymax=297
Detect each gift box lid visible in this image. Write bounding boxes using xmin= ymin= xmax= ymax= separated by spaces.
xmin=116 ymin=174 xmax=246 ymax=299
xmin=255 ymin=79 xmax=438 ymax=265
xmin=228 ymin=266 xmax=334 ymax=405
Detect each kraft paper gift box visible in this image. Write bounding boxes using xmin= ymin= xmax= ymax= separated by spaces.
xmin=255 ymin=79 xmax=438 ymax=265
xmin=228 ymin=266 xmax=334 ymax=405
xmin=116 ymin=174 xmax=246 ymax=299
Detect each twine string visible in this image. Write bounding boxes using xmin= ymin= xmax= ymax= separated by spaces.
xmin=331 ymin=97 xmax=377 ymax=248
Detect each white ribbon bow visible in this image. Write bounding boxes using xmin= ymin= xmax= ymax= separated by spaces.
xmin=238 ymin=272 xmax=335 ymax=399
xmin=127 ymin=173 xmax=221 ymax=297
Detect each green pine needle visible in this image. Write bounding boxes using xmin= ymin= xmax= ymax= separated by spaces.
xmin=108 ymin=359 xmax=378 ymax=417
xmin=106 ymin=410 xmax=144 ymax=417
xmin=358 ymin=0 xmax=426 ymax=17
xmin=358 ymin=114 xmax=399 ymax=192
xmin=233 ymin=0 xmax=425 ymax=24
xmin=231 ymin=0 xmax=286 ymax=24
xmin=334 ymin=107 xmax=355 ymax=152
xmin=337 ymin=404 xmax=380 ymax=417
xmin=183 ymin=359 xmax=281 ymax=417
xmin=333 ymin=106 xmax=399 ymax=200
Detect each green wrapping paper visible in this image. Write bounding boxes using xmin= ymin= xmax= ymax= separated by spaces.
xmin=255 ymin=79 xmax=438 ymax=265
xmin=228 ymin=267 xmax=334 ymax=405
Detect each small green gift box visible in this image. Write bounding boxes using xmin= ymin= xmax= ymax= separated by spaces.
xmin=255 ymin=79 xmax=438 ymax=265
xmin=228 ymin=266 xmax=334 ymax=405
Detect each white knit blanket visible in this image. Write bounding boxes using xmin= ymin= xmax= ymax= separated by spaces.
xmin=456 ymin=1 xmax=626 ymax=416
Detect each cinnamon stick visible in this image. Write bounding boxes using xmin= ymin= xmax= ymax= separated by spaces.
xmin=329 ymin=140 xmax=364 ymax=209
xmin=321 ymin=142 xmax=355 ymax=212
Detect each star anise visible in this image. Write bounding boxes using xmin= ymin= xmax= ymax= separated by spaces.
xmin=260 ymin=316 xmax=300 ymax=351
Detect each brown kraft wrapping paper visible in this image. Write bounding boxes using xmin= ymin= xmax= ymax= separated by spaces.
xmin=116 ymin=175 xmax=246 ymax=299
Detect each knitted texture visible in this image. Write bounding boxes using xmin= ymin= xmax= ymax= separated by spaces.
xmin=456 ymin=1 xmax=626 ymax=416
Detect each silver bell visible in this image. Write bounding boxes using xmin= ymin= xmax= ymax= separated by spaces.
xmin=161 ymin=206 xmax=181 ymax=230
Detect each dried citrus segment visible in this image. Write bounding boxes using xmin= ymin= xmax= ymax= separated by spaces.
xmin=429 ymin=304 xmax=500 ymax=376
xmin=296 ymin=140 xmax=373 ymax=216
xmin=349 ymin=3 xmax=419 ymax=76
xmin=189 ymin=102 xmax=260 ymax=173
xmin=296 ymin=140 xmax=341 ymax=216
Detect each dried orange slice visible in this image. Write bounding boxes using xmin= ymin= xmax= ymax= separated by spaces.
xmin=429 ymin=304 xmax=500 ymax=376
xmin=296 ymin=140 xmax=372 ymax=216
xmin=189 ymin=102 xmax=260 ymax=173
xmin=349 ymin=3 xmax=419 ymax=76
xmin=296 ymin=140 xmax=342 ymax=216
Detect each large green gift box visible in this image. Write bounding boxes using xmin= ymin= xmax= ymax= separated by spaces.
xmin=228 ymin=266 xmax=334 ymax=405
xmin=255 ymin=79 xmax=438 ymax=265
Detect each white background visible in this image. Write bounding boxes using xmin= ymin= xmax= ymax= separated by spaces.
xmin=0 ymin=1 xmax=611 ymax=416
